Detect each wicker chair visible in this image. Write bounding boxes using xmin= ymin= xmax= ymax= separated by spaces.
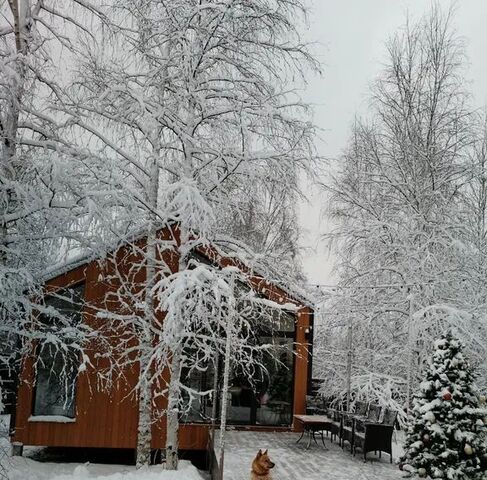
xmin=340 ymin=412 xmax=355 ymax=451
xmin=305 ymin=395 xmax=325 ymax=415
xmin=323 ymin=407 xmax=342 ymax=443
xmin=340 ymin=401 xmax=369 ymax=451
xmin=353 ymin=407 xmax=398 ymax=462
xmin=352 ymin=400 xmax=368 ymax=419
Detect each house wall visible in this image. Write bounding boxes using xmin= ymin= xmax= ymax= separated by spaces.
xmin=12 ymin=234 xmax=312 ymax=451
xmin=13 ymin=261 xmax=140 ymax=448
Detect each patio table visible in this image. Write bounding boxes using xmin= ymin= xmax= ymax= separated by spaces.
xmin=293 ymin=414 xmax=333 ymax=450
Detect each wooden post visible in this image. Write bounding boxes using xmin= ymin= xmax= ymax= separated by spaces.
xmin=11 ymin=442 xmax=23 ymax=457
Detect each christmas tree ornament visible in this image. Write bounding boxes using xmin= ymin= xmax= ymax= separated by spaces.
xmin=418 ymin=467 xmax=427 ymax=477
xmin=442 ymin=390 xmax=452 ymax=401
xmin=464 ymin=444 xmax=473 ymax=456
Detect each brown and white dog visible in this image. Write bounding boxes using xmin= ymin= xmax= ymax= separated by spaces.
xmin=251 ymin=449 xmax=275 ymax=480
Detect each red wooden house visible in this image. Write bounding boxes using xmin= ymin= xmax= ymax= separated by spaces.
xmin=11 ymin=226 xmax=314 ymax=455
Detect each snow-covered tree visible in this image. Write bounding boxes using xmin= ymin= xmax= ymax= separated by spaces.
xmin=400 ymin=332 xmax=487 ymax=479
xmin=318 ymin=4 xmax=487 ymax=412
xmin=219 ymin=166 xmax=304 ymax=278
xmin=0 ymin=0 xmax=113 ymax=413
xmin=58 ymin=0 xmax=318 ymax=468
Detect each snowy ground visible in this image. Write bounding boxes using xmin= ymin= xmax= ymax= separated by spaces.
xmin=0 ymin=416 xmax=204 ymax=480
xmin=2 ymin=415 xmax=406 ymax=480
xmin=218 ymin=429 xmax=406 ymax=480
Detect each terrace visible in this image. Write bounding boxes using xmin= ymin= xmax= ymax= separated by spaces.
xmin=214 ymin=429 xmax=405 ymax=480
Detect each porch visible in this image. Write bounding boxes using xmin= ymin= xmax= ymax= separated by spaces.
xmin=214 ymin=430 xmax=405 ymax=480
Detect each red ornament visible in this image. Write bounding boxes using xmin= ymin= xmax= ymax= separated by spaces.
xmin=442 ymin=390 xmax=452 ymax=401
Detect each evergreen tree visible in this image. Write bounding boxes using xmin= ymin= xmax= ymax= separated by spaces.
xmin=400 ymin=331 xmax=487 ymax=479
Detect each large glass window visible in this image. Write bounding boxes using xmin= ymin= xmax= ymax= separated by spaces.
xmin=32 ymin=283 xmax=84 ymax=418
xmin=255 ymin=336 xmax=294 ymax=426
xmin=178 ymin=255 xmax=297 ymax=426
xmin=225 ymin=328 xmax=295 ymax=426
xmin=181 ymin=308 xmax=296 ymax=427
xmin=180 ymin=366 xmax=216 ymax=423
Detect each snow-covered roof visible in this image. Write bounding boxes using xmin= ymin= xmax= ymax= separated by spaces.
xmin=211 ymin=235 xmax=316 ymax=308
xmin=39 ymin=224 xmax=163 ymax=283
xmin=40 ymin=225 xmax=315 ymax=309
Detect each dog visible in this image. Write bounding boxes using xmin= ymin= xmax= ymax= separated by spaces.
xmin=251 ymin=449 xmax=275 ymax=480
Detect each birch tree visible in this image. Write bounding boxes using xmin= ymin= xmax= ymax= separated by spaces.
xmin=0 ymin=0 xmax=116 ymax=413
xmin=56 ymin=0 xmax=318 ymax=468
xmin=319 ymin=5 xmax=487 ymax=413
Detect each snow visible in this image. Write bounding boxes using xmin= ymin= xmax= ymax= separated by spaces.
xmin=423 ymin=411 xmax=436 ymax=423
xmin=0 ymin=415 xmax=408 ymax=480
xmin=217 ymin=430 xmax=405 ymax=480
xmin=28 ymin=415 xmax=76 ymax=423
xmin=0 ymin=416 xmax=204 ymax=480
xmin=4 ymin=458 xmax=204 ymax=480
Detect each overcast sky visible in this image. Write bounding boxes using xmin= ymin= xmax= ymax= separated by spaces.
xmin=298 ymin=0 xmax=487 ymax=286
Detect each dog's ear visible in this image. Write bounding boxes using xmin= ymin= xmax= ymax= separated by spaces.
xmin=257 ymin=449 xmax=262 ymax=457
xmin=263 ymin=449 xmax=268 ymax=455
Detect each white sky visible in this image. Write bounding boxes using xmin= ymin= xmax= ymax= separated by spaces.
xmin=298 ymin=0 xmax=487 ymax=286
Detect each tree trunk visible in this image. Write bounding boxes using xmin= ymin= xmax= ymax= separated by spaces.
xmin=345 ymin=315 xmax=353 ymax=411
xmin=1 ymin=3 xmax=27 ymax=335
xmin=136 ymin=147 xmax=160 ymax=467
xmin=165 ymin=350 xmax=182 ymax=470
xmin=405 ymin=290 xmax=414 ymax=414
xmin=218 ymin=278 xmax=234 ymax=480
xmin=164 ymin=78 xmax=195 ymax=467
xmin=136 ymin=357 xmax=152 ymax=467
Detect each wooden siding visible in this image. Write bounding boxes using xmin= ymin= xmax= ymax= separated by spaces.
xmin=12 ymin=228 xmax=313 ymax=451
xmin=14 ymin=261 xmax=140 ymax=448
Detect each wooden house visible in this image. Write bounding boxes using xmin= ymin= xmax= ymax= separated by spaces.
xmin=10 ymin=226 xmax=314 ymax=455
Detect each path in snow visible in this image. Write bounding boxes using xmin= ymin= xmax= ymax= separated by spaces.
xmin=219 ymin=430 xmax=406 ymax=480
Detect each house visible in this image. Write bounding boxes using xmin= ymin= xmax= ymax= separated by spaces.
xmin=10 ymin=225 xmax=314 ymax=456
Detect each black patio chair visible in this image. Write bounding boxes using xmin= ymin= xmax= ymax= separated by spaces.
xmin=306 ymin=395 xmax=325 ymax=415
xmin=353 ymin=407 xmax=398 ymax=462
xmin=339 ymin=401 xmax=368 ymax=451
xmin=353 ymin=403 xmax=381 ymax=436
xmin=327 ymin=407 xmax=342 ymax=443
xmin=340 ymin=412 xmax=355 ymax=451
xmin=352 ymin=400 xmax=368 ymax=419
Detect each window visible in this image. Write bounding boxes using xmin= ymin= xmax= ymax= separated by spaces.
xmin=32 ymin=283 xmax=85 ymax=418
xmin=180 ymin=365 xmax=216 ymax=423
xmin=180 ymin=307 xmax=296 ymax=427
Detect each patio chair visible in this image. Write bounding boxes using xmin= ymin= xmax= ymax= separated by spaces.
xmin=353 ymin=407 xmax=398 ymax=462
xmin=323 ymin=407 xmax=342 ymax=443
xmin=340 ymin=412 xmax=355 ymax=451
xmin=353 ymin=403 xmax=381 ymax=437
xmin=305 ymin=395 xmax=325 ymax=415
xmin=335 ymin=400 xmax=367 ymax=450
xmin=352 ymin=400 xmax=368 ymax=419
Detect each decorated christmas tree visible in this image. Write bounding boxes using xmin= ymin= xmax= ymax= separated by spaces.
xmin=400 ymin=331 xmax=487 ymax=479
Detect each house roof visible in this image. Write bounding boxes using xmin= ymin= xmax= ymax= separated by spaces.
xmin=40 ymin=224 xmax=315 ymax=309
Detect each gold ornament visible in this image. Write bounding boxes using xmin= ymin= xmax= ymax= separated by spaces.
xmin=464 ymin=444 xmax=473 ymax=456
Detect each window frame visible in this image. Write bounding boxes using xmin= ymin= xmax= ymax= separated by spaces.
xmin=31 ymin=281 xmax=85 ymax=419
